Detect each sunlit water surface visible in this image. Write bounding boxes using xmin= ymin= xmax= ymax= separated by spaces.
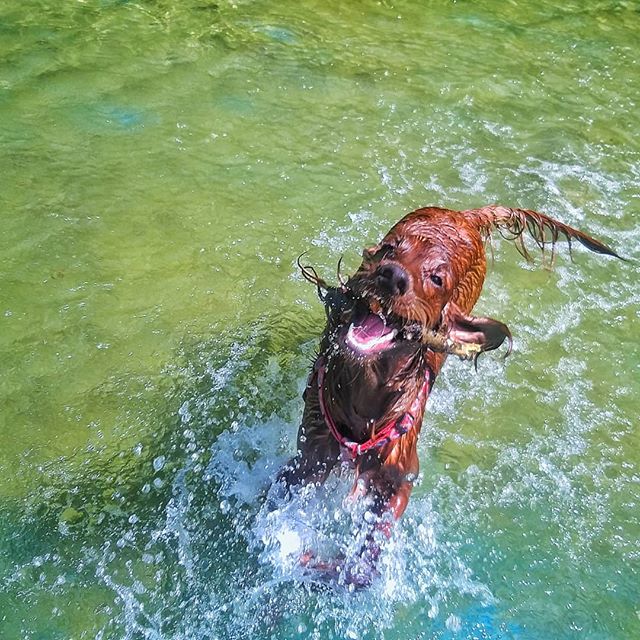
xmin=1 ymin=1 xmax=638 ymax=638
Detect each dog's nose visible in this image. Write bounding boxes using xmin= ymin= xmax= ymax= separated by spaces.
xmin=376 ymin=263 xmax=409 ymax=296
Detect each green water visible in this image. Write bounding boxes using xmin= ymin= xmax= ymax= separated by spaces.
xmin=0 ymin=0 xmax=638 ymax=638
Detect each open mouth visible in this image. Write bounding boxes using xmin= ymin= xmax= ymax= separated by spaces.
xmin=340 ymin=300 xmax=421 ymax=356
xmin=345 ymin=312 xmax=397 ymax=354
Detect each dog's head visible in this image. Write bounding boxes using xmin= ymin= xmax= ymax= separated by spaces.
xmin=323 ymin=208 xmax=511 ymax=362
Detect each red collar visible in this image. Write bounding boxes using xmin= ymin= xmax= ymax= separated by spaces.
xmin=315 ymin=359 xmax=432 ymax=459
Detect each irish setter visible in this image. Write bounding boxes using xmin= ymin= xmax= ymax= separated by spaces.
xmin=276 ymin=205 xmax=619 ymax=587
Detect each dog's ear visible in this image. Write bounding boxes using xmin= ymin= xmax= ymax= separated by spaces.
xmin=443 ymin=302 xmax=512 ymax=356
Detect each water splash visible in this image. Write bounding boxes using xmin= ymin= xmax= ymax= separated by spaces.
xmin=199 ymin=410 xmax=499 ymax=638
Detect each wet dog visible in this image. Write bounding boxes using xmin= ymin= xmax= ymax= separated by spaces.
xmin=276 ymin=205 xmax=619 ymax=587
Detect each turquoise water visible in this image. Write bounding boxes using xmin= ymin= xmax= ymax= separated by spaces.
xmin=0 ymin=1 xmax=638 ymax=638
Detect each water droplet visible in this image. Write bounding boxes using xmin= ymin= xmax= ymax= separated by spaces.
xmin=445 ymin=614 xmax=462 ymax=632
xmin=178 ymin=401 xmax=192 ymax=424
xmin=153 ymin=455 xmax=165 ymax=472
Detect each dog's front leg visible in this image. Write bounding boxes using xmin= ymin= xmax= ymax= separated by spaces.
xmin=275 ymin=448 xmax=336 ymax=491
xmin=273 ymin=411 xmax=341 ymax=502
xmin=344 ymin=456 xmax=417 ymax=586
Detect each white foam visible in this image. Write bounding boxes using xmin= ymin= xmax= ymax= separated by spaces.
xmin=206 ymin=411 xmax=494 ymax=625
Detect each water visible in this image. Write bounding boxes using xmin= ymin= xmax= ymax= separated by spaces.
xmin=1 ymin=0 xmax=638 ymax=638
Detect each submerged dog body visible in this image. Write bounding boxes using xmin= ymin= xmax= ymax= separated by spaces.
xmin=277 ymin=205 xmax=619 ymax=585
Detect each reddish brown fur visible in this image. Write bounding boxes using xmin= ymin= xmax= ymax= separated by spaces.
xmin=276 ymin=205 xmax=619 ymax=586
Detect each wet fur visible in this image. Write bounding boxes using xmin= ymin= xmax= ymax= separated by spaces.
xmin=276 ymin=205 xmax=619 ymax=587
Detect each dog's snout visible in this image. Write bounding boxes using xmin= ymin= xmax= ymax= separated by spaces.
xmin=376 ymin=263 xmax=409 ymax=296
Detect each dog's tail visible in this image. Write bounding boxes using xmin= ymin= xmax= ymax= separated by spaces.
xmin=464 ymin=205 xmax=623 ymax=261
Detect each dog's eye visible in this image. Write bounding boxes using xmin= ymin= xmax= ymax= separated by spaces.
xmin=363 ymin=244 xmax=391 ymax=261
xmin=429 ymin=274 xmax=443 ymax=287
xmin=367 ymin=243 xmax=395 ymax=261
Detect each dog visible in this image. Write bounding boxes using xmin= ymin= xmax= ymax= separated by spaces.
xmin=276 ymin=205 xmax=619 ymax=587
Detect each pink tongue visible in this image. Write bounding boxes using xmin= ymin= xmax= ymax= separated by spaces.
xmin=352 ymin=314 xmax=389 ymax=340
xmin=346 ymin=314 xmax=396 ymax=353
